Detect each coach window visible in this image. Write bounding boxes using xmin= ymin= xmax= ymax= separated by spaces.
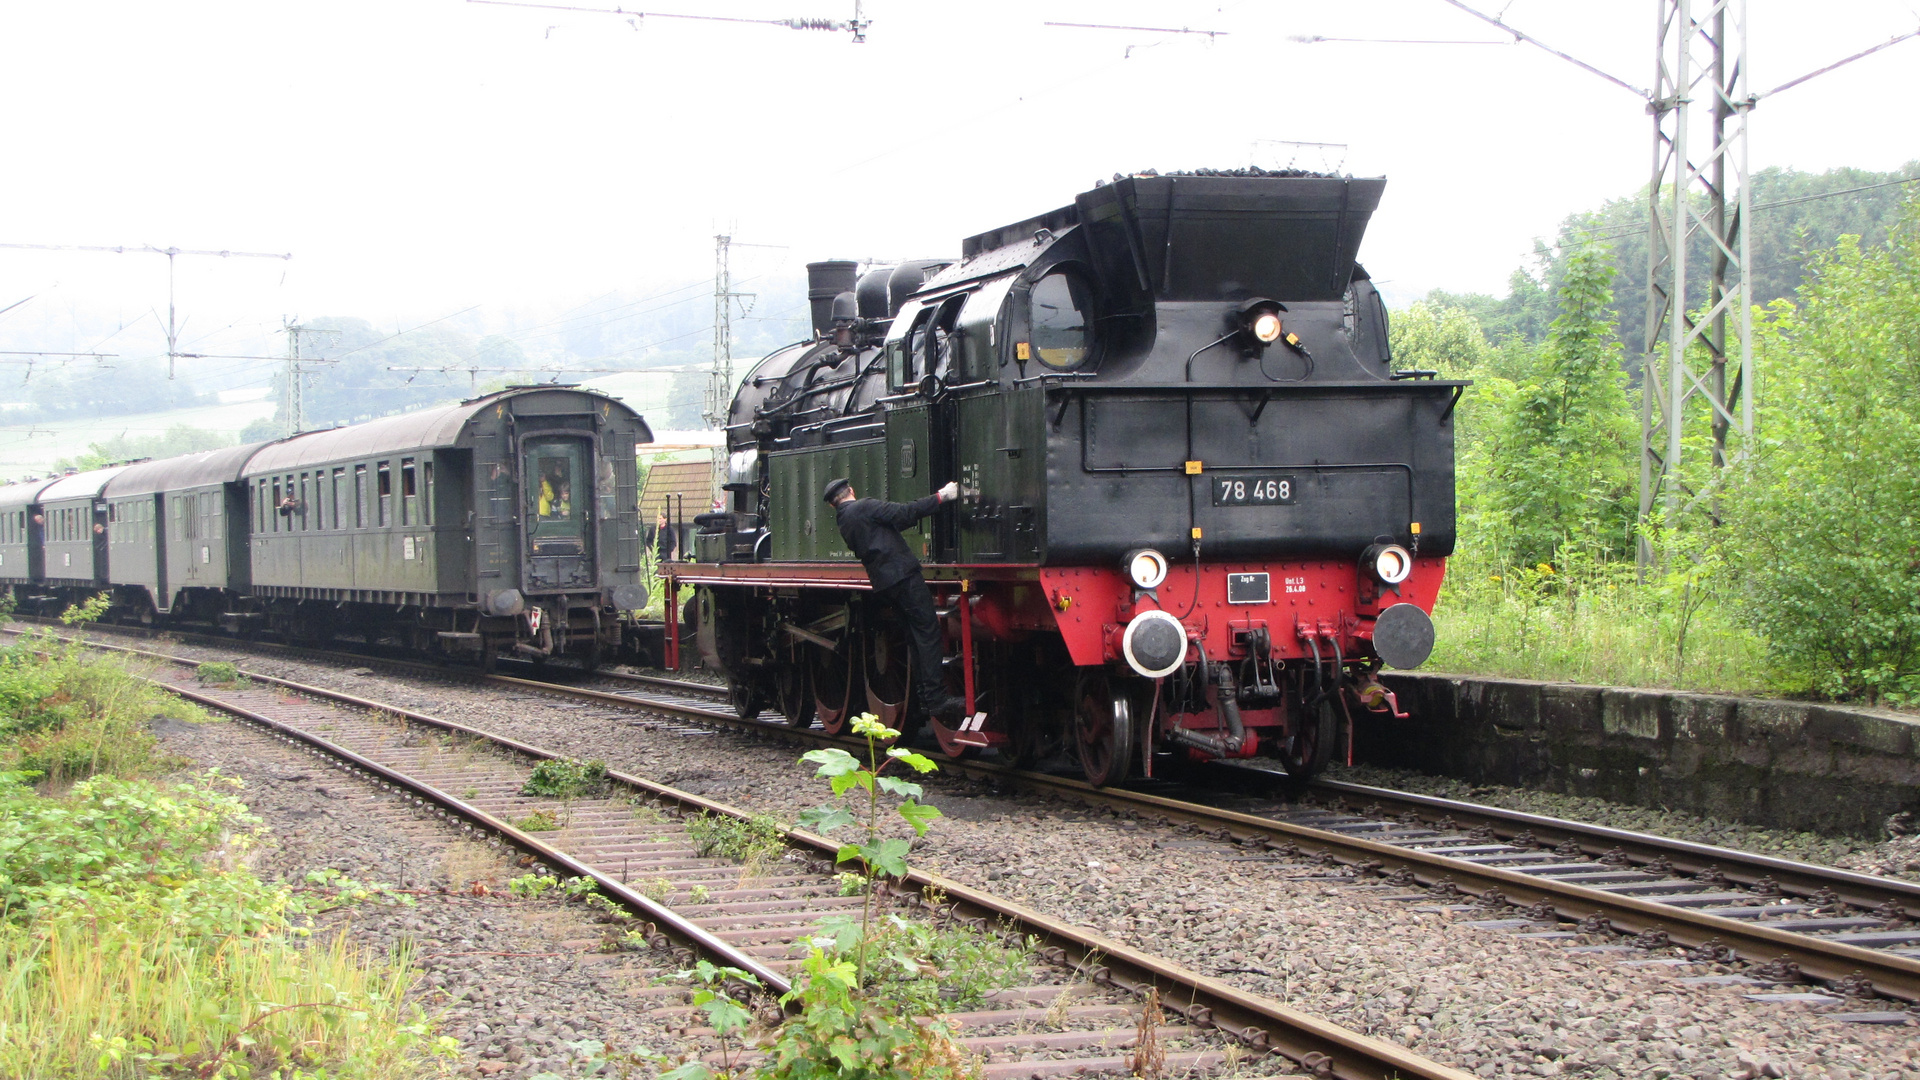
xmin=377 ymin=462 xmax=392 ymax=526
xmin=401 ymin=458 xmax=417 ymax=526
xmin=1029 ymin=269 xmax=1096 ymax=371
xmin=422 ymin=461 xmax=434 ymax=525
xmin=331 ymin=468 xmax=345 ymax=530
xmin=352 ymin=465 xmax=366 ymax=528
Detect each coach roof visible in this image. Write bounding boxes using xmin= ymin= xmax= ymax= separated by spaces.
xmin=39 ymin=465 xmax=137 ymax=504
xmin=241 ymin=387 xmax=641 ymax=476
xmin=0 ymin=477 xmax=62 ymax=513
xmin=105 ymin=442 xmax=273 ymax=498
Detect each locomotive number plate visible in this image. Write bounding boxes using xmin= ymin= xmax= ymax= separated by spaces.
xmin=1211 ymin=476 xmax=1296 ymax=506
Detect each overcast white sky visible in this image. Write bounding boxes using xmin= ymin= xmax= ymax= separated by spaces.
xmin=1 ymin=0 xmax=1914 ymax=380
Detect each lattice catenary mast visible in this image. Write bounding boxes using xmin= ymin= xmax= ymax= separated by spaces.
xmin=1639 ymin=0 xmax=1752 ymax=550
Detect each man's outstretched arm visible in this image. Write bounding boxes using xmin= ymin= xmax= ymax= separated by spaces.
xmin=869 ymin=482 xmax=959 ymax=529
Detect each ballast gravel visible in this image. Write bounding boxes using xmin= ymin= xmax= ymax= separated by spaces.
xmin=134 ymin=637 xmax=1920 ymax=1079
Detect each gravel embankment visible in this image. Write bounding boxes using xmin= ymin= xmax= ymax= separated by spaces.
xmin=153 ymin=712 xmax=694 ymax=1079
xmin=133 ymin=637 xmax=1920 ymax=1079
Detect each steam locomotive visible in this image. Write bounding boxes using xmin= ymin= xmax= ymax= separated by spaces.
xmin=668 ymin=171 xmax=1461 ymax=783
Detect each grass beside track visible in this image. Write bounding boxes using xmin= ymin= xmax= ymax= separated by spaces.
xmin=0 ymin=605 xmax=454 ymax=1079
xmin=1426 ymin=558 xmax=1780 ymax=697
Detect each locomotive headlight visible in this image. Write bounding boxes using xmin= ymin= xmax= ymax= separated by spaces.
xmin=1237 ymin=298 xmax=1288 ymax=349
xmin=1363 ymin=543 xmax=1414 ymax=585
xmin=1124 ymin=548 xmax=1169 ymax=590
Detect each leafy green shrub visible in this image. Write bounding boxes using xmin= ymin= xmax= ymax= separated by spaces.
xmin=520 ymin=757 xmax=608 ymax=798
xmin=0 ymin=604 xmax=201 ymax=783
xmin=194 ymin=660 xmax=242 ymax=686
xmin=515 ymin=809 xmax=560 ymax=832
xmin=756 ymin=946 xmax=978 ymax=1080
xmin=1729 ymin=203 xmax=1920 ymax=701
xmin=509 ymin=872 xmax=557 ymax=899
xmin=686 ymin=811 xmax=787 ymax=870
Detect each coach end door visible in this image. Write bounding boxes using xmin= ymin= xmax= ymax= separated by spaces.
xmin=520 ymin=435 xmax=596 ymax=592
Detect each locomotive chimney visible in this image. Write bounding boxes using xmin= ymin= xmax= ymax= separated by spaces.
xmin=806 ymin=260 xmax=860 ymax=338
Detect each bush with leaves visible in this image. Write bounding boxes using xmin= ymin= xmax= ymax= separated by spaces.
xmin=521 ymin=756 xmax=609 ymax=798
xmin=1729 ymin=200 xmax=1920 ymax=700
xmin=0 ymin=595 xmax=199 ymax=782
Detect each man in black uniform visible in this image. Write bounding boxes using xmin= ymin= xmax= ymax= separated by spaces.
xmin=824 ymin=476 xmax=966 ymax=722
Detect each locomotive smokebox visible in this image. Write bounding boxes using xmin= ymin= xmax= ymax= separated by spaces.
xmin=805 ymin=260 xmax=860 ymax=337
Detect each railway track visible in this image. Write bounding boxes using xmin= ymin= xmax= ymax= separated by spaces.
xmin=477 ymin=665 xmax=1920 ymax=1012
xmin=28 ymin=619 xmax=1920 ymax=1011
xmin=39 ymin=626 xmax=1468 ymax=1080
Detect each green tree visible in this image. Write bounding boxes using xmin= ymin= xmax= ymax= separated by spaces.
xmin=1486 ymin=245 xmax=1639 ymax=568
xmin=1728 ymin=197 xmax=1920 ymax=700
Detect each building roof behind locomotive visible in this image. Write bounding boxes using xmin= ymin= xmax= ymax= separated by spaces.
xmin=105 ymin=442 xmax=273 ymax=498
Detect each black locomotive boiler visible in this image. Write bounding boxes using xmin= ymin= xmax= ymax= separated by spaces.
xmin=667 ymin=171 xmax=1462 ymax=783
xmin=0 ymin=386 xmax=652 ymax=666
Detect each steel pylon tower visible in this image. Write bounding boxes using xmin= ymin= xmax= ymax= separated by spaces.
xmin=1639 ymin=0 xmax=1753 ymax=557
xmin=282 ymin=320 xmax=339 ymax=435
xmin=705 ymin=234 xmax=735 ymax=431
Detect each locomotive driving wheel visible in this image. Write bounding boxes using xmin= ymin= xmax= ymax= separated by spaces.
xmin=774 ymin=659 xmax=814 ymax=729
xmin=727 ymin=678 xmax=766 ymax=722
xmin=863 ymin=618 xmax=914 ymax=733
xmin=810 ymin=642 xmax=860 ymax=736
xmin=1280 ymin=692 xmax=1338 ymax=780
xmin=1073 ymin=669 xmax=1134 ymax=788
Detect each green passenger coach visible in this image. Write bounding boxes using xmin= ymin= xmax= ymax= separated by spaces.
xmin=236 ymin=386 xmax=650 ymax=665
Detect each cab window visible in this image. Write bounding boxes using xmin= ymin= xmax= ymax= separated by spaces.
xmin=1030 ymin=270 xmax=1095 ymax=370
xmin=892 ymin=308 xmax=934 ymax=390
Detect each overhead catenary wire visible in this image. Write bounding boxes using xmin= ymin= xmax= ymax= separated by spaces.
xmin=1044 ymin=21 xmax=1229 ymax=38
xmin=466 ymin=0 xmax=869 ymax=40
